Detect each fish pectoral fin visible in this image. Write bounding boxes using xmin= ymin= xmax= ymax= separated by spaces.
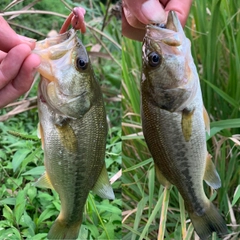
xmin=155 ymin=165 xmax=171 ymax=189
xmin=181 ymin=107 xmax=195 ymax=142
xmin=92 ymin=165 xmax=115 ymax=200
xmin=203 ymin=105 xmax=210 ymax=135
xmin=203 ymin=153 xmax=221 ymax=189
xmin=37 ymin=123 xmax=44 ymax=150
xmin=33 ymin=171 xmax=54 ymax=190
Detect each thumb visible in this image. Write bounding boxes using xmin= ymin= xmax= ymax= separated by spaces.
xmin=141 ymin=0 xmax=167 ymax=24
xmin=0 ymin=16 xmax=36 ymax=52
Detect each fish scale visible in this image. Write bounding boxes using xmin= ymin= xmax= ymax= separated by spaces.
xmin=33 ymin=29 xmax=114 ymax=239
xmin=141 ymin=11 xmax=228 ymax=240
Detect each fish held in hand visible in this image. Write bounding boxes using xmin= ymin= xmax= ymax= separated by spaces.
xmin=141 ymin=11 xmax=228 ymax=240
xmin=33 ymin=29 xmax=114 ymax=239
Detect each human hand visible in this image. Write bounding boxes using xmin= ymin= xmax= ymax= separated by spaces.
xmin=122 ymin=0 xmax=193 ymax=41
xmin=0 ymin=16 xmax=41 ymax=109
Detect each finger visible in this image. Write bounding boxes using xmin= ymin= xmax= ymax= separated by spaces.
xmin=0 ymin=53 xmax=40 ymax=108
xmin=122 ymin=10 xmax=146 ymax=41
xmin=0 ymin=16 xmax=36 ymax=52
xmin=12 ymin=53 xmax=40 ymax=91
xmin=0 ymin=51 xmax=7 ymax=62
xmin=123 ymin=0 xmax=166 ymax=28
xmin=164 ymin=0 xmax=193 ymax=26
xmin=122 ymin=4 xmax=145 ymax=29
xmin=0 ymin=44 xmax=32 ymax=89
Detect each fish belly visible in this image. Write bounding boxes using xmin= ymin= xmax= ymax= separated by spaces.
xmin=141 ymin=91 xmax=208 ymax=214
xmin=38 ymin=98 xmax=107 ymax=224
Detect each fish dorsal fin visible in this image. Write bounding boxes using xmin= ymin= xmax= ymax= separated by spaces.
xmin=204 ymin=153 xmax=221 ymax=189
xmin=33 ymin=171 xmax=54 ymax=190
xmin=203 ymin=105 xmax=210 ymax=135
xmin=155 ymin=164 xmax=171 ymax=189
xmin=92 ymin=165 xmax=115 ymax=200
xmin=181 ymin=107 xmax=195 ymax=142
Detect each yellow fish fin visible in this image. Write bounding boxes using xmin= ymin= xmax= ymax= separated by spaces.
xmin=203 ymin=153 xmax=221 ymax=189
xmin=56 ymin=123 xmax=78 ymax=153
xmin=203 ymin=105 xmax=210 ymax=135
xmin=155 ymin=165 xmax=171 ymax=189
xmin=181 ymin=107 xmax=195 ymax=142
xmin=33 ymin=171 xmax=54 ymax=190
xmin=92 ymin=164 xmax=115 ymax=200
xmin=37 ymin=123 xmax=44 ymax=150
xmin=48 ymin=218 xmax=81 ymax=239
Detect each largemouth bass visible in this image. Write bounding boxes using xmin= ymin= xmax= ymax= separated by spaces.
xmin=33 ymin=29 xmax=114 ymax=239
xmin=141 ymin=11 xmax=228 ymax=240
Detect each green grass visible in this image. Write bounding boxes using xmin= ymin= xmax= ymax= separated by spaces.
xmin=1 ymin=0 xmax=240 ymax=239
xmin=0 ymin=0 xmax=121 ymax=239
xmin=122 ymin=0 xmax=240 ymax=239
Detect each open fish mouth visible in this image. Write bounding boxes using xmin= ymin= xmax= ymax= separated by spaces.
xmin=33 ymin=29 xmax=78 ymax=84
xmin=34 ymin=29 xmax=77 ymax=51
xmin=144 ymin=11 xmax=184 ymax=48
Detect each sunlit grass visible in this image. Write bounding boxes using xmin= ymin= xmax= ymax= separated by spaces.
xmin=0 ymin=0 xmax=121 ymax=239
xmin=122 ymin=0 xmax=240 ymax=239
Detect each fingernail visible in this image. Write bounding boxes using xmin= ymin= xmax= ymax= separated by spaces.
xmin=141 ymin=0 xmax=166 ymax=23
xmin=18 ymin=34 xmax=37 ymax=43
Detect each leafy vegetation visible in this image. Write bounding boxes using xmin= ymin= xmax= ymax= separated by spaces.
xmin=122 ymin=0 xmax=240 ymax=239
xmin=1 ymin=0 xmax=240 ymax=239
xmin=0 ymin=0 xmax=121 ymax=239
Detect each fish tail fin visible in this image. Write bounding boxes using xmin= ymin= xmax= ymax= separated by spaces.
xmin=189 ymin=202 xmax=228 ymax=240
xmin=48 ymin=218 xmax=81 ymax=239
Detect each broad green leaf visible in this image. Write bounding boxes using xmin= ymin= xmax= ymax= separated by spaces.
xmin=26 ymin=233 xmax=47 ymax=240
xmin=21 ymin=211 xmax=36 ymax=236
xmin=21 ymin=147 xmax=42 ymax=170
xmin=78 ymin=225 xmax=89 ymax=240
xmin=0 ymin=198 xmax=16 ymax=206
xmin=3 ymin=204 xmax=14 ymax=223
xmin=27 ymin=186 xmax=37 ymax=203
xmin=14 ymin=190 xmax=26 ymax=225
xmin=22 ymin=166 xmax=45 ymax=176
xmin=37 ymin=209 xmax=57 ymax=225
xmin=12 ymin=149 xmax=30 ymax=172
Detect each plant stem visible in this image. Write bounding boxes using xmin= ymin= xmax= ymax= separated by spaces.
xmin=157 ymin=187 xmax=171 ymax=240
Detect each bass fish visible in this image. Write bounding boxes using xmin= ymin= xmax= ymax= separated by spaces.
xmin=33 ymin=29 xmax=114 ymax=239
xmin=141 ymin=11 xmax=228 ymax=240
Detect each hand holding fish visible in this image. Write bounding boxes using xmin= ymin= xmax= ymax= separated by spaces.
xmin=122 ymin=0 xmax=193 ymax=41
xmin=0 ymin=16 xmax=40 ymax=108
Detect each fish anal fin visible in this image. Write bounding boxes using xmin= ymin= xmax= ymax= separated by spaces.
xmin=203 ymin=105 xmax=210 ymax=135
xmin=204 ymin=153 xmax=221 ymax=189
xmin=155 ymin=164 xmax=171 ymax=189
xmin=92 ymin=165 xmax=115 ymax=200
xmin=33 ymin=171 xmax=54 ymax=190
xmin=181 ymin=107 xmax=195 ymax=142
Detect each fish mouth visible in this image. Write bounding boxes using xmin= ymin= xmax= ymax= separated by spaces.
xmin=146 ymin=11 xmax=180 ymax=32
xmin=34 ymin=29 xmax=76 ymax=52
xmin=144 ymin=11 xmax=184 ymax=47
xmin=147 ymin=11 xmax=179 ymax=32
xmin=33 ymin=29 xmax=77 ymax=82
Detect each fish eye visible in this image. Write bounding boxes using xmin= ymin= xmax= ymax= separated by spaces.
xmin=148 ymin=52 xmax=161 ymax=67
xmin=76 ymin=57 xmax=88 ymax=70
